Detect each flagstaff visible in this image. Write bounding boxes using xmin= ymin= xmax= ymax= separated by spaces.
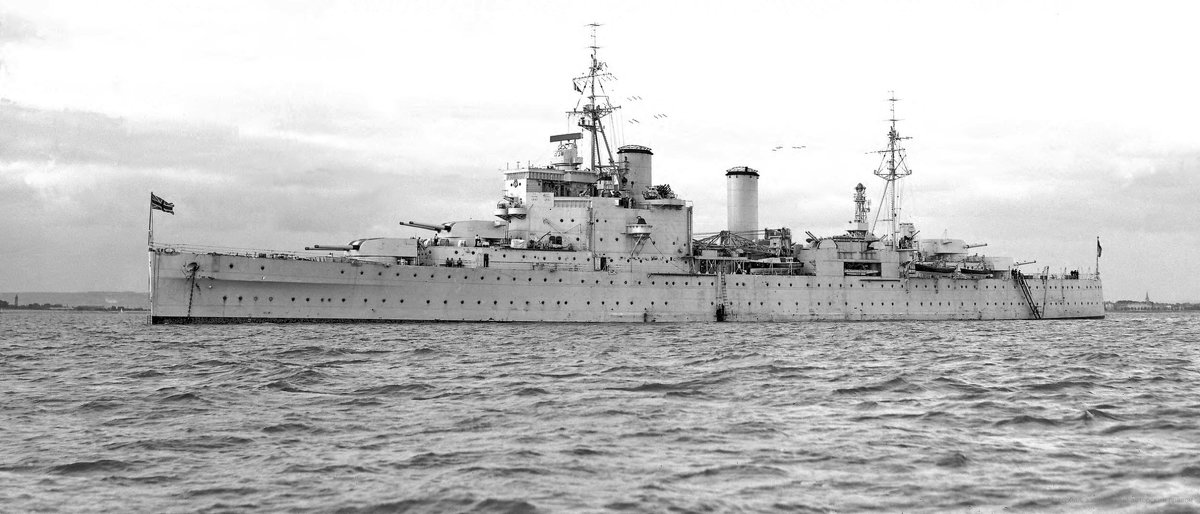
xmin=149 ymin=193 xmax=175 ymax=317
xmin=149 ymin=192 xmax=175 ymax=248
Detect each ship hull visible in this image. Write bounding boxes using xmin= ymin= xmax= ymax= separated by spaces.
xmin=150 ymin=250 xmax=1105 ymax=323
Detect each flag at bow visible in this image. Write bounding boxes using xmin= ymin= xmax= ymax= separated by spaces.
xmin=151 ymin=193 xmax=175 ymax=215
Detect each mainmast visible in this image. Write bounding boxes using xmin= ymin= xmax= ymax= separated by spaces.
xmin=871 ymin=92 xmax=912 ymax=244
xmin=570 ymin=23 xmax=621 ymax=179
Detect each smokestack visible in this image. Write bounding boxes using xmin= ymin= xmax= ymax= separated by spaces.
xmin=618 ymin=145 xmax=653 ymax=194
xmin=726 ymin=166 xmax=759 ymax=238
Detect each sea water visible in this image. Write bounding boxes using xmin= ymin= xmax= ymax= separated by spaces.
xmin=2 ymin=311 xmax=1199 ymax=512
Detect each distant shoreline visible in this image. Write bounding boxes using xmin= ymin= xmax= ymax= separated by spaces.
xmin=0 ymin=305 xmax=149 ymax=312
xmin=1104 ymin=301 xmax=1199 ymax=312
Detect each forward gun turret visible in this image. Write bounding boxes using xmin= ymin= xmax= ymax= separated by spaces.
xmin=399 ymin=220 xmax=451 ymax=232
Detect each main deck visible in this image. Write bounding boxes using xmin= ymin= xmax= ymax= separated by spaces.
xmin=150 ymin=249 xmax=1104 ymax=323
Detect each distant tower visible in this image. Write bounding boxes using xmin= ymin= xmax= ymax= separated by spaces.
xmin=726 ymin=166 xmax=760 ymax=238
xmin=13 ymin=294 xmax=17 ymax=308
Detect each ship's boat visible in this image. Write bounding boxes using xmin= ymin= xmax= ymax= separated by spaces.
xmin=147 ymin=29 xmax=1104 ymax=323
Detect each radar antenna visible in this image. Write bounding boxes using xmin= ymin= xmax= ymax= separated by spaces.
xmin=870 ymin=92 xmax=913 ymax=244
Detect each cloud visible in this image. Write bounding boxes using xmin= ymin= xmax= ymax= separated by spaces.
xmin=0 ymin=101 xmax=498 ymax=291
xmin=0 ymin=12 xmax=40 ymax=43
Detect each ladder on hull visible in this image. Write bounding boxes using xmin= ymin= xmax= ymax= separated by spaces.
xmin=1012 ymin=270 xmax=1043 ymax=319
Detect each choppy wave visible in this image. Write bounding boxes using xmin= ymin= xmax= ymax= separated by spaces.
xmin=2 ymin=311 xmax=1200 ymax=512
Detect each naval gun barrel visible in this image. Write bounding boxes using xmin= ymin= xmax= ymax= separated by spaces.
xmin=305 ymin=244 xmax=354 ymax=251
xmin=399 ymin=220 xmax=451 ymax=232
xmin=964 ymin=242 xmax=988 ymax=249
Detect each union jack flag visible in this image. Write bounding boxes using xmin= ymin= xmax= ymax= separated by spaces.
xmin=151 ymin=193 xmax=174 ymax=214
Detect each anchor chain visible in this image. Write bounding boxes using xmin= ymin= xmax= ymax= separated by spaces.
xmin=183 ymin=262 xmax=200 ymax=321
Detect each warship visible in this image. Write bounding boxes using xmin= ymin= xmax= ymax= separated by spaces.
xmin=148 ymin=33 xmax=1104 ymax=323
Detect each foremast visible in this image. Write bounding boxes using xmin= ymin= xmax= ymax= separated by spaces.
xmin=871 ymin=92 xmax=913 ymax=246
xmin=570 ymin=23 xmax=622 ymax=189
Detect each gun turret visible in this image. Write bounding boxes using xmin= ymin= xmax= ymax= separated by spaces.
xmin=399 ymin=220 xmax=451 ymax=232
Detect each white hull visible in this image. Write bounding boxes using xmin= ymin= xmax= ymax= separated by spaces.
xmin=150 ymin=250 xmax=1105 ymax=323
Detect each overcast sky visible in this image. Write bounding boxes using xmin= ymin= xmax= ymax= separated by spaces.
xmin=1 ymin=1 xmax=1197 ymax=302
